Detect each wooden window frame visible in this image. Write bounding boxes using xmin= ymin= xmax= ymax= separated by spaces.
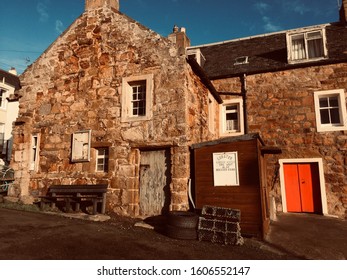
xmin=220 ymin=98 xmax=244 ymax=137
xmin=314 ymin=89 xmax=347 ymax=132
xmin=287 ymin=27 xmax=328 ymax=64
xmin=121 ymin=74 xmax=154 ymax=122
xmin=71 ymin=130 xmax=91 ymax=162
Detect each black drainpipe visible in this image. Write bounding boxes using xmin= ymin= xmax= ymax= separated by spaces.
xmin=241 ymin=74 xmax=248 ymax=134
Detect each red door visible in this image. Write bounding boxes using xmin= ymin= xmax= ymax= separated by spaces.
xmin=283 ymin=163 xmax=322 ymax=213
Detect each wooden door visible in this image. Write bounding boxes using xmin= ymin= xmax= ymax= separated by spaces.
xmin=283 ymin=163 xmax=322 ymax=213
xmin=139 ymin=150 xmax=170 ymax=217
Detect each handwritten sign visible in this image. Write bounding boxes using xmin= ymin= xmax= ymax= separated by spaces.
xmin=213 ymin=152 xmax=239 ymax=186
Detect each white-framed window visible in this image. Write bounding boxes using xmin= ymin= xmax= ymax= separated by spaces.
xmin=96 ymin=148 xmax=109 ymax=173
xmin=30 ymin=134 xmax=40 ymax=171
xmin=121 ymin=74 xmax=154 ymax=122
xmin=287 ymin=27 xmax=327 ymax=63
xmin=71 ymin=130 xmax=91 ymax=162
xmin=220 ymin=99 xmax=244 ymax=136
xmin=0 ymin=88 xmax=8 ymax=110
xmin=314 ymin=89 xmax=347 ymax=132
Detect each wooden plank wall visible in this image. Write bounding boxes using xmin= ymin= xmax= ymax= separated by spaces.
xmin=193 ymin=139 xmax=262 ymax=236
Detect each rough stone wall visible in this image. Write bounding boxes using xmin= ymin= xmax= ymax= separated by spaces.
xmin=212 ymin=63 xmax=347 ymax=218
xmin=11 ymin=7 xmax=212 ymax=216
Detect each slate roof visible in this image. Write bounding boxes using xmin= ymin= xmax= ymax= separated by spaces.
xmin=190 ymin=22 xmax=347 ymax=80
xmin=0 ymin=69 xmax=20 ymax=90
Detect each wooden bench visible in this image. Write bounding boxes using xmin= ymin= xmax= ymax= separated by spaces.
xmin=39 ymin=184 xmax=107 ymax=215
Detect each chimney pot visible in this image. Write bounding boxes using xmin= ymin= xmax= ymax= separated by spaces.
xmin=85 ymin=0 xmax=119 ymax=11
xmin=8 ymin=67 xmax=17 ymax=76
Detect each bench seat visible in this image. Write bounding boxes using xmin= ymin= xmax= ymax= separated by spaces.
xmin=39 ymin=184 xmax=107 ymax=215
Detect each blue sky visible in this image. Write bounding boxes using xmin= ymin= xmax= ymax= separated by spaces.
xmin=0 ymin=0 xmax=342 ymax=74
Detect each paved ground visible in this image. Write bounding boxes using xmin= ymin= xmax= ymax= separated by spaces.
xmin=0 ymin=207 xmax=297 ymax=260
xmin=1 ymin=204 xmax=346 ymax=260
xmin=265 ymin=213 xmax=347 ymax=260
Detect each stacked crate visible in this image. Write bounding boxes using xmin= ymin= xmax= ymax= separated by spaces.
xmin=198 ymin=205 xmax=244 ymax=245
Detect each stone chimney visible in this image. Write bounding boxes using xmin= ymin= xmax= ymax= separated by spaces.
xmin=340 ymin=0 xmax=347 ymax=23
xmin=85 ymin=0 xmax=119 ymax=11
xmin=168 ymin=25 xmax=191 ymax=55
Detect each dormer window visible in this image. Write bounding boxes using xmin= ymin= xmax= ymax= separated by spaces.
xmin=287 ymin=28 xmax=327 ymax=63
xmin=187 ymin=48 xmax=206 ymax=67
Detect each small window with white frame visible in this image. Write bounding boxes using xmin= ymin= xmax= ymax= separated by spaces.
xmin=220 ymin=99 xmax=244 ymax=136
xmin=314 ymin=89 xmax=347 ymax=132
xmin=96 ymin=148 xmax=109 ymax=173
xmin=0 ymin=88 xmax=8 ymax=110
xmin=287 ymin=27 xmax=327 ymax=63
xmin=121 ymin=74 xmax=154 ymax=122
xmin=30 ymin=134 xmax=40 ymax=171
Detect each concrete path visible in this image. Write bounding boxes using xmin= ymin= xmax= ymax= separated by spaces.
xmin=265 ymin=213 xmax=347 ymax=260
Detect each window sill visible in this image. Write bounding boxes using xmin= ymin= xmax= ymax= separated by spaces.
xmin=288 ymin=57 xmax=328 ymax=65
xmin=220 ymin=131 xmax=244 ymax=137
xmin=317 ymin=125 xmax=347 ymax=133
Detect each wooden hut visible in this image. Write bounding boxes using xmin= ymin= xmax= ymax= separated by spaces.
xmin=191 ymin=133 xmax=281 ymax=238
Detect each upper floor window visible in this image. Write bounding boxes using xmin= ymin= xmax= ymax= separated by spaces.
xmin=121 ymin=74 xmax=153 ymax=122
xmin=0 ymin=88 xmax=7 ymax=109
xmin=287 ymin=28 xmax=327 ymax=63
xmin=314 ymin=89 xmax=347 ymax=132
xmin=220 ymin=99 xmax=244 ymax=137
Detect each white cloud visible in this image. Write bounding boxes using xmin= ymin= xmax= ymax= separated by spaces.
xmin=282 ymin=1 xmax=310 ymax=15
xmin=55 ymin=20 xmax=64 ymax=34
xmin=262 ymin=16 xmax=282 ymax=32
xmin=254 ymin=2 xmax=270 ymax=13
xmin=37 ymin=2 xmax=49 ymax=22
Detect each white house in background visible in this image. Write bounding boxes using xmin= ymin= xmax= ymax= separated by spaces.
xmin=0 ymin=68 xmax=20 ymax=163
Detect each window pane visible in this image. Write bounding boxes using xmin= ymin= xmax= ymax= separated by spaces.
xmin=307 ymin=38 xmax=324 ymax=58
xmin=319 ymin=98 xmax=328 ymax=108
xmin=329 ymin=97 xmax=339 ymax=107
xmin=320 ymin=109 xmax=330 ymax=124
xmin=291 ymin=35 xmax=306 ymax=60
xmin=131 ymin=82 xmax=146 ymax=117
xmin=226 ymin=105 xmax=237 ymax=111
xmin=96 ymin=148 xmax=109 ymax=172
xmin=226 ymin=112 xmax=239 ymax=131
xmin=307 ymin=31 xmax=322 ymax=39
xmin=330 ymin=108 xmax=341 ymax=124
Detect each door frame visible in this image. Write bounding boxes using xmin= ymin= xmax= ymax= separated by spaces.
xmin=279 ymin=158 xmax=328 ymax=215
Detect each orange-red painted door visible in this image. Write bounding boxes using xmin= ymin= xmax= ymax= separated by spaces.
xmin=283 ymin=164 xmax=302 ymax=212
xmin=284 ymin=163 xmax=322 ymax=214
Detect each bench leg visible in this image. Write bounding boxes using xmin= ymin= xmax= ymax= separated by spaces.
xmin=101 ymin=193 xmax=106 ymax=214
xmin=65 ymin=198 xmax=72 ymax=213
xmin=92 ymin=199 xmax=98 ymax=215
xmin=75 ymin=201 xmax=80 ymax=212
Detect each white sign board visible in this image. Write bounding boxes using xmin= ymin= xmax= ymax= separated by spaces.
xmin=213 ymin=152 xmax=239 ymax=186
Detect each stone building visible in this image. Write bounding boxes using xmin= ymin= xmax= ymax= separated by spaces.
xmin=10 ymin=0 xmax=347 ymax=220
xmin=188 ymin=0 xmax=347 ymax=219
xmin=10 ymin=0 xmax=220 ymax=215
